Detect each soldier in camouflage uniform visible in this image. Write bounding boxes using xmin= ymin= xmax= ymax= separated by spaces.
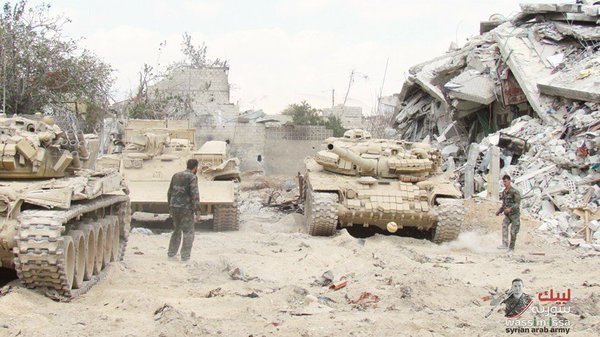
xmin=503 ymin=278 xmax=532 ymax=318
xmin=496 ymin=175 xmax=521 ymax=252
xmin=167 ymin=159 xmax=201 ymax=261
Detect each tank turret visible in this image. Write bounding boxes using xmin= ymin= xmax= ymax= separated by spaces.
xmin=0 ymin=115 xmax=99 ymax=178
xmin=313 ymin=132 xmax=441 ymax=180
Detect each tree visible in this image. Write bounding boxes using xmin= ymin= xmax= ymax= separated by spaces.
xmin=126 ymin=33 xmax=225 ymax=119
xmin=324 ymin=114 xmax=345 ymax=137
xmin=282 ymin=101 xmax=346 ymax=136
xmin=282 ymin=100 xmax=323 ymax=125
xmin=0 ymin=1 xmax=114 ymax=131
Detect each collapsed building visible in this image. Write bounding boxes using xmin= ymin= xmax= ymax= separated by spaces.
xmin=392 ymin=2 xmax=600 ymax=248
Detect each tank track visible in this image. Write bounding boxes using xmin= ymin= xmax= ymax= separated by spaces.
xmin=213 ymin=182 xmax=240 ymax=231
xmin=431 ymin=198 xmax=465 ymax=243
xmin=305 ymin=190 xmax=338 ymax=236
xmin=13 ymin=194 xmax=130 ymax=300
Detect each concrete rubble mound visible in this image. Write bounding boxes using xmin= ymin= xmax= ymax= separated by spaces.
xmin=391 ymin=1 xmax=600 ymax=249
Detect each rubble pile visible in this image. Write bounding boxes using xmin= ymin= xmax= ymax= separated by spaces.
xmin=391 ymin=1 xmax=600 ymax=247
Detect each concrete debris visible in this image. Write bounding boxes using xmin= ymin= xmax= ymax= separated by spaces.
xmin=390 ymin=2 xmax=600 ymax=248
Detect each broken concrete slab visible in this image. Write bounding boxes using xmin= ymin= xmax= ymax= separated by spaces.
xmin=494 ymin=24 xmax=557 ymax=124
xmin=441 ymin=144 xmax=460 ymax=159
xmin=537 ymin=56 xmax=600 ymax=103
xmin=543 ymin=12 xmax=600 ymax=23
xmin=463 ymin=143 xmax=481 ymax=199
xmin=488 ymin=146 xmax=500 ymax=201
xmin=554 ymin=22 xmax=600 ymax=40
xmin=446 ymin=70 xmax=496 ymax=105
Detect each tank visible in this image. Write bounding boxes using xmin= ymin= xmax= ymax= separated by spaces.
xmin=0 ymin=114 xmax=131 ymax=298
xmin=98 ymin=119 xmax=240 ymax=231
xmin=302 ymin=129 xmax=465 ymax=242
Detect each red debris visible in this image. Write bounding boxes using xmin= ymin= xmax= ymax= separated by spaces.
xmin=329 ymin=281 xmax=347 ymax=290
xmin=347 ymin=291 xmax=380 ymax=305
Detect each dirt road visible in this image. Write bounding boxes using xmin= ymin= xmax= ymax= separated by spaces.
xmin=0 ymin=197 xmax=599 ymax=337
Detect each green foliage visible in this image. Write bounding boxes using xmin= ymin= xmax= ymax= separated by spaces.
xmin=127 ymin=33 xmax=227 ymax=119
xmin=282 ymin=101 xmax=346 ymax=136
xmin=126 ymin=62 xmax=195 ymax=120
xmin=282 ymin=101 xmax=323 ymax=125
xmin=324 ymin=114 xmax=345 ymax=137
xmin=0 ymin=0 xmax=113 ymax=129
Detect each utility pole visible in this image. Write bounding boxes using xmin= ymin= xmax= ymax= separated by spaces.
xmin=2 ymin=34 xmax=5 ymax=114
xmin=377 ymin=57 xmax=389 ymax=115
xmin=342 ymin=69 xmax=355 ymax=107
xmin=332 ymin=89 xmax=335 ymax=108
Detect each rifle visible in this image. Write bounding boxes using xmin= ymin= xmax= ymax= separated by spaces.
xmin=485 ymin=290 xmax=513 ymax=318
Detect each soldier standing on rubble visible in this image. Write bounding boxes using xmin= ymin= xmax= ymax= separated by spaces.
xmin=167 ymin=159 xmax=201 ymax=261
xmin=495 ymin=175 xmax=521 ymax=252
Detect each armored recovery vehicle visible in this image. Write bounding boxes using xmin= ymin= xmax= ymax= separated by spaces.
xmin=0 ymin=114 xmax=130 ymax=298
xmin=303 ymin=129 xmax=465 ymax=242
xmin=98 ymin=119 xmax=240 ymax=231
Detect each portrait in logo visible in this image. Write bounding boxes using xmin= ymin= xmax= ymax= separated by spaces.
xmin=486 ymin=278 xmax=533 ymax=319
xmin=485 ymin=278 xmax=573 ymax=335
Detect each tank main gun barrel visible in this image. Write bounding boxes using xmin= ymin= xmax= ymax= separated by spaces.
xmin=327 ymin=142 xmax=376 ymax=174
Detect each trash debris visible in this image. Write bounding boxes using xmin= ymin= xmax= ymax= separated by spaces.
xmin=346 ymin=292 xmax=380 ymax=309
xmin=318 ymin=295 xmax=337 ymax=305
xmin=313 ymin=270 xmax=334 ymax=287
xmin=153 ymin=303 xmax=173 ymax=321
xmin=0 ymin=285 xmax=13 ymax=297
xmin=206 ymin=288 xmax=224 ymax=298
xmin=329 ymin=281 xmax=347 ymax=291
xmin=240 ymin=292 xmax=259 ymax=298
xmin=133 ymin=251 xmax=144 ymax=255
xmin=132 ymin=228 xmax=153 ymax=235
xmin=226 ymin=265 xmax=258 ymax=282
xmin=262 ymin=190 xmax=303 ymax=214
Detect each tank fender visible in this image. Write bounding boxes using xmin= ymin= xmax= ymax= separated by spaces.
xmin=430 ymin=182 xmax=462 ymax=203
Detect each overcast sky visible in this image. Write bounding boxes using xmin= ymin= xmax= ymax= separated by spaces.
xmin=30 ymin=0 xmax=554 ymax=115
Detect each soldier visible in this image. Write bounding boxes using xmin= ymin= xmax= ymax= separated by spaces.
xmin=503 ymin=278 xmax=532 ymax=318
xmin=495 ymin=175 xmax=521 ymax=252
xmin=167 ymin=159 xmax=201 ymax=261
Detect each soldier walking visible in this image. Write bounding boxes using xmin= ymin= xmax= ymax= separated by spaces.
xmin=495 ymin=175 xmax=521 ymax=252
xmin=167 ymin=159 xmax=201 ymax=261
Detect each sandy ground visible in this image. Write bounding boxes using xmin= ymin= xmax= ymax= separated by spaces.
xmin=0 ymin=193 xmax=599 ymax=337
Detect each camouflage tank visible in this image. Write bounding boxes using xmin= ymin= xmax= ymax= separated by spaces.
xmin=0 ymin=114 xmax=130 ymax=298
xmin=98 ymin=119 xmax=240 ymax=231
xmin=303 ymin=129 xmax=465 ymax=242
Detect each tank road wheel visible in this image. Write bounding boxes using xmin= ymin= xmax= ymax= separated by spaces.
xmin=431 ymin=198 xmax=466 ymax=243
xmin=100 ymin=220 xmax=113 ymax=269
xmin=305 ymin=190 xmax=338 ymax=236
xmin=117 ymin=201 xmax=131 ymax=261
xmin=78 ymin=224 xmax=96 ymax=281
xmin=61 ymin=236 xmax=76 ymax=292
xmin=107 ymin=215 xmax=120 ymax=262
xmin=213 ymin=204 xmax=240 ymax=231
xmin=66 ymin=230 xmax=86 ymax=289
xmin=93 ymin=223 xmax=105 ymax=275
